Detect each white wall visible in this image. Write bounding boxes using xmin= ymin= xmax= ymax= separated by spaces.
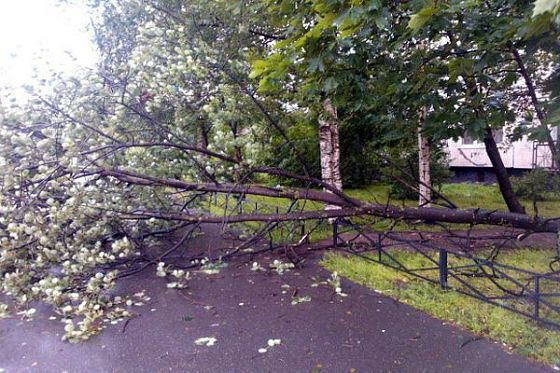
xmin=446 ymin=136 xmax=554 ymax=169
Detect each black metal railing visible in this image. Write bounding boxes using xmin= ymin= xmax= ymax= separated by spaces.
xmin=207 ymin=192 xmax=560 ymax=328
xmin=333 ymin=218 xmax=560 ymax=329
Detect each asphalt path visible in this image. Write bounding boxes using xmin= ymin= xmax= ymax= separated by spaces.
xmin=0 ymin=227 xmax=555 ymax=373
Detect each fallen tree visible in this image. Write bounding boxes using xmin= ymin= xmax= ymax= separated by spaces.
xmin=3 ymin=81 xmax=560 ymax=343
xmin=1 ymin=0 xmax=559 ymax=343
xmin=97 ymin=167 xmax=560 ymax=232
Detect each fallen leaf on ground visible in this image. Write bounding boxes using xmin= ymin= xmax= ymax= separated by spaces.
xmin=194 ymin=337 xmax=217 ymax=346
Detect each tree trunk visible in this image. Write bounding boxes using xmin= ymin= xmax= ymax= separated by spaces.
xmin=510 ymin=46 xmax=557 ymax=167
xmin=417 ymin=106 xmax=431 ymax=207
xmin=99 ymin=167 xmax=560 ymax=232
xmin=196 ymin=122 xmax=208 ymax=150
xmin=462 ymin=71 xmax=524 ymax=214
xmin=319 ymin=99 xmax=342 ymax=211
xmin=483 ymin=126 xmax=525 ymax=214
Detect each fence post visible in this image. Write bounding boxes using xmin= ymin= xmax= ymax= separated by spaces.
xmin=438 ymin=249 xmax=448 ymax=289
xmin=333 ymin=219 xmax=338 ymax=248
xmin=534 ymin=275 xmax=540 ymax=319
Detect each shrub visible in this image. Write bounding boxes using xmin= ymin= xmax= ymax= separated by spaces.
xmin=382 ymin=147 xmax=452 ymax=200
xmin=512 ymin=168 xmax=560 ymax=201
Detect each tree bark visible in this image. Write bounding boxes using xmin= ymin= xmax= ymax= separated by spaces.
xmin=462 ymin=71 xmax=524 ymax=214
xmin=319 ymin=99 xmax=342 ymax=211
xmin=125 ymin=202 xmax=560 ymax=233
xmin=510 ymin=46 xmax=557 ymax=167
xmin=196 ymin=122 xmax=208 ymax=150
xmin=96 ymin=167 xmax=560 ymax=232
xmin=483 ymin=126 xmax=525 ymax=214
xmin=417 ymin=106 xmax=432 ymax=207
xmin=98 ymin=168 xmax=354 ymax=207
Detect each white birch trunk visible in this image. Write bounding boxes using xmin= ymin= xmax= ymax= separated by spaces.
xmin=417 ymin=106 xmax=431 ymax=207
xmin=319 ymin=99 xmax=342 ymax=211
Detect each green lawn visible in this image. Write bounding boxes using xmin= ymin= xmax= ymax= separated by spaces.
xmin=321 ymin=250 xmax=560 ymax=367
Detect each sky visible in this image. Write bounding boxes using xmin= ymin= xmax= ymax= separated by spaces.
xmin=0 ymin=0 xmax=97 ymax=89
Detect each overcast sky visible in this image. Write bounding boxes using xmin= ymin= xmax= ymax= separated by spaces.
xmin=0 ymin=0 xmax=97 ymax=89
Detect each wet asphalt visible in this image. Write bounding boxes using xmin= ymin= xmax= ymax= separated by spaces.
xmin=0 ymin=227 xmax=555 ymax=373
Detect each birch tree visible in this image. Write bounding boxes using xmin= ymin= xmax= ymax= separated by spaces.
xmin=417 ymin=106 xmax=431 ymax=207
xmin=319 ymin=99 xmax=343 ymax=210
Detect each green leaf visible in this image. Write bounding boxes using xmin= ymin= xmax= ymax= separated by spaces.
xmin=523 ymin=13 xmax=553 ymax=37
xmin=279 ymin=0 xmax=293 ymax=13
xmin=374 ymin=15 xmax=388 ymax=29
xmin=447 ymin=58 xmax=473 ymax=84
xmin=547 ymin=106 xmax=560 ymax=126
xmin=226 ymin=1 xmax=243 ymax=16
xmin=307 ymin=57 xmax=325 ymax=73
xmin=532 ymin=0 xmax=560 ymax=17
xmin=249 ymin=59 xmax=268 ymax=79
xmin=323 ymin=77 xmax=339 ymax=93
xmin=408 ymin=6 xmax=437 ymax=31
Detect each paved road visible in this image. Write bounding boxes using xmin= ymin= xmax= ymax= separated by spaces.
xmin=0 ymin=228 xmax=554 ymax=373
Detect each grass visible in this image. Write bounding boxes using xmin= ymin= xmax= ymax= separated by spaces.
xmin=205 ymin=193 xmax=332 ymax=243
xmin=321 ymin=249 xmax=560 ymax=367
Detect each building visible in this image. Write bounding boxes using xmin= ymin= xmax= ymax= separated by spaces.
xmin=446 ymin=129 xmax=558 ymax=182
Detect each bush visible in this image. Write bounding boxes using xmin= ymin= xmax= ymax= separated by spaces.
xmin=512 ymin=168 xmax=560 ymax=201
xmin=382 ymin=147 xmax=452 ymax=200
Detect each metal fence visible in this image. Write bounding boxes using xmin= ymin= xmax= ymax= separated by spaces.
xmin=333 ymin=218 xmax=560 ymax=330
xmin=209 ymin=192 xmax=560 ymax=328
